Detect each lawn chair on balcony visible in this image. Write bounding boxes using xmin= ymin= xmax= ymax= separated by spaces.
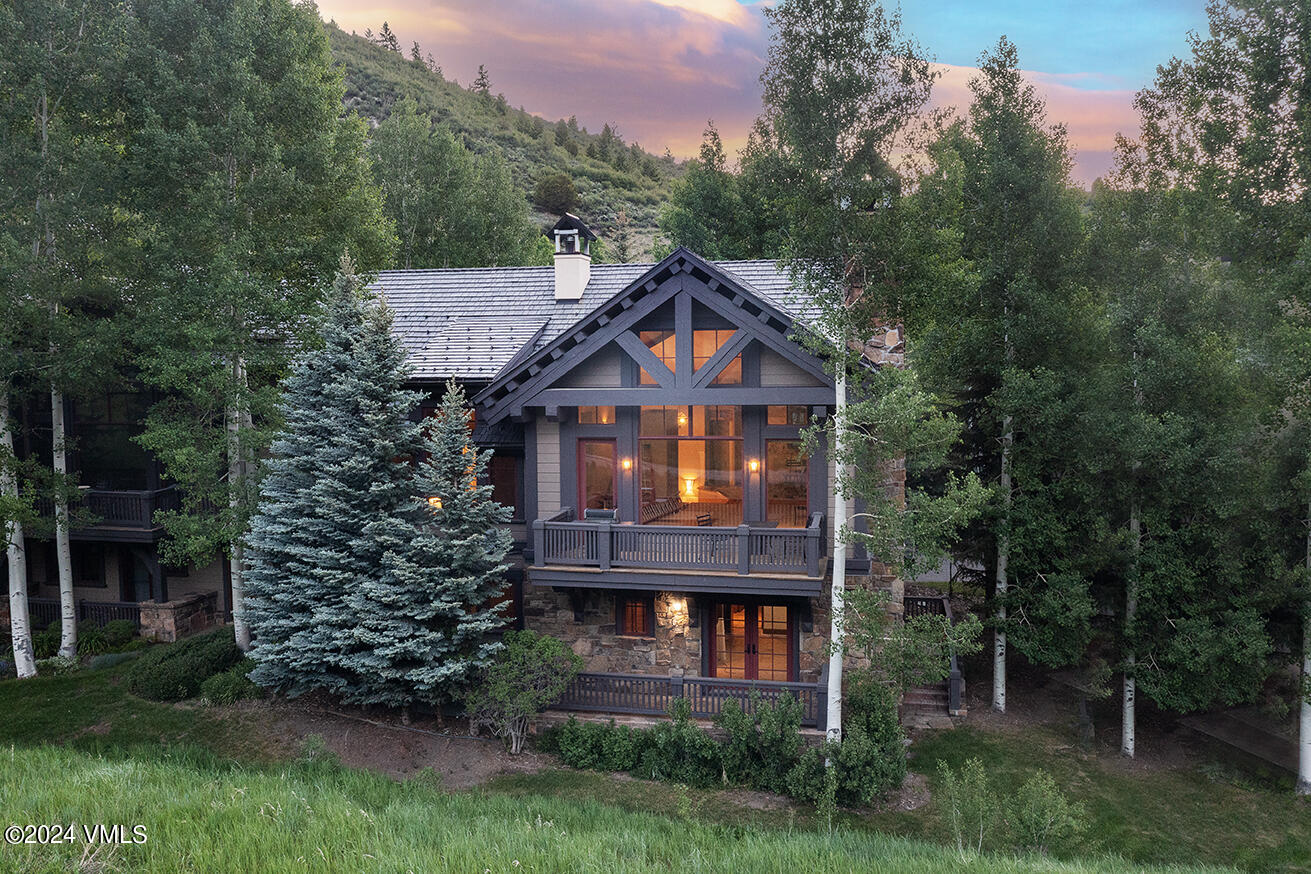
xmin=584 ymin=508 xmax=619 ymax=522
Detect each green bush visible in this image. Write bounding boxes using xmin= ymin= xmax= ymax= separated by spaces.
xmin=33 ymin=622 xmax=61 ymax=659
xmin=1009 ymin=770 xmax=1087 ymax=855
xmin=599 ymin=722 xmax=642 ymax=772
xmin=35 ymin=656 xmax=79 ymax=676
xmin=635 ymin=698 xmax=721 ymax=788
xmin=555 ymin=718 xmax=645 ymax=773
xmin=715 ymin=692 xmax=804 ymax=794
xmin=937 ymin=757 xmax=1002 ymax=855
xmin=199 ymin=658 xmax=264 ymax=705
xmin=76 ymin=622 xmax=108 ymax=657
xmin=466 ymin=630 xmax=582 ymax=754
xmin=786 ymin=680 xmax=905 ymax=808
xmin=103 ymin=620 xmax=137 ymax=649
xmin=127 ymin=627 xmax=243 ymax=702
xmin=555 ymin=717 xmax=606 ymax=770
xmin=532 ymin=171 xmax=578 ymax=214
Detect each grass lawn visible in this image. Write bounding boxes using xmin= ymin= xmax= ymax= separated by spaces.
xmin=0 ymin=664 xmax=1302 ymax=873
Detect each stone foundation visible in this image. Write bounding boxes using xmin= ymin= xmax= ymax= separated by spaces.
xmin=139 ymin=591 xmax=219 ymax=642
xmin=523 ymin=584 xmax=702 ymax=675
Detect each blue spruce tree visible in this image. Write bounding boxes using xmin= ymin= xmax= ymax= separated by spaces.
xmin=244 ymin=257 xmax=423 ymax=699
xmin=347 ymin=381 xmax=513 ymax=707
xmin=245 ymin=260 xmax=513 ymax=707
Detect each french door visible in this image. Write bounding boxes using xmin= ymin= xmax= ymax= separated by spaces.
xmin=709 ymin=602 xmax=793 ymax=681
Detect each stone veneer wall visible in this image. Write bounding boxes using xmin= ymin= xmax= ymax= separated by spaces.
xmin=139 ymin=591 xmax=219 ymax=643
xmin=523 ymin=579 xmax=853 ymax=684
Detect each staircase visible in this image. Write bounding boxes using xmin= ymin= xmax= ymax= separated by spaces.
xmin=899 ymin=594 xmax=968 ymax=729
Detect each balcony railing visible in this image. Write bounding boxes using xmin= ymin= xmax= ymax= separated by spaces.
xmin=35 ymin=486 xmax=180 ymax=531
xmin=28 ymin=597 xmax=142 ymax=629
xmin=533 ymin=508 xmax=826 ymax=577
xmin=554 ymin=670 xmax=828 ymax=728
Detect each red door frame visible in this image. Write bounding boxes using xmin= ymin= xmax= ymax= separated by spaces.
xmin=577 ymin=438 xmax=618 ymax=520
xmin=706 ymin=600 xmax=796 ymax=681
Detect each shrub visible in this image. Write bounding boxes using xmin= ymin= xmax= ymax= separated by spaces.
xmin=715 ymin=692 xmax=804 ymax=794
xmin=532 ymin=172 xmax=578 ymax=214
xmin=466 ymin=630 xmax=582 ymax=754
xmin=35 ymin=656 xmax=79 ymax=676
xmin=936 ymin=757 xmax=1002 ymax=855
xmin=76 ymin=621 xmax=108 ymax=657
xmin=785 ymin=681 xmax=905 ymax=808
xmin=103 ymin=620 xmax=137 ymax=650
xmin=127 ymin=627 xmax=243 ymax=702
xmin=599 ymin=722 xmax=642 ymax=772
xmin=1008 ymin=770 xmax=1087 ymax=855
xmin=33 ymin=622 xmax=61 ymax=659
xmin=635 ymin=698 xmax=720 ymax=788
xmin=199 ymin=658 xmax=264 ymax=705
xmin=555 ymin=717 xmax=606 ymax=770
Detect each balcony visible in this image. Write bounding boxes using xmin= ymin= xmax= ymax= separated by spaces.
xmin=531 ymin=508 xmax=826 ymax=596
xmin=35 ymin=486 xmax=180 ymax=542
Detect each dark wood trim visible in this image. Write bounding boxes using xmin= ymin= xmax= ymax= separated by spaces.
xmin=576 ymin=437 xmax=618 ymax=520
xmin=691 ymin=329 xmax=749 ymax=389
xmin=674 ymin=291 xmax=693 ymax=390
xmin=523 ymin=418 xmax=538 ymax=542
xmin=528 ymin=566 xmax=824 ymax=598
xmin=615 ymin=331 xmax=674 ymax=388
xmin=531 ymin=387 xmax=834 ymax=407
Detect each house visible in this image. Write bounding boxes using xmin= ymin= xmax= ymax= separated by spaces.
xmin=4 ymin=392 xmax=225 ymax=641
xmin=376 ymin=214 xmax=906 ymax=728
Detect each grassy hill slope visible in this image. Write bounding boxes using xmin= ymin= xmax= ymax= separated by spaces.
xmin=327 ymin=24 xmax=680 ymax=260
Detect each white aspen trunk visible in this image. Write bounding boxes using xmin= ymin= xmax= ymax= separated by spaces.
xmin=1298 ymin=496 xmax=1311 ymax=794
xmin=3 ymin=393 xmax=37 ymax=678
xmin=227 ymin=354 xmax=251 ymax=652
xmin=826 ymin=369 xmax=848 ymax=741
xmin=1122 ymin=497 xmax=1140 ymax=758
xmin=993 ymin=413 xmax=1012 ymax=713
xmin=52 ymin=385 xmax=75 ymax=659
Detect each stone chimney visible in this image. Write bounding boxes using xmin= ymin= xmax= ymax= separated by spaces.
xmin=551 ymin=213 xmax=595 ymax=301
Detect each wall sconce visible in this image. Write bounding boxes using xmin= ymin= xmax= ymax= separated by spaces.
xmin=683 ymin=476 xmax=697 ymax=497
xmin=427 ymin=496 xmax=443 ymax=509
xmin=677 ymin=410 xmax=688 ymax=427
xmin=622 ymin=457 xmax=632 ymax=471
xmin=748 ymin=458 xmax=760 ymax=473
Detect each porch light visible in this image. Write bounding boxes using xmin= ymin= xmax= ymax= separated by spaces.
xmin=427 ymin=496 xmax=443 ymax=509
xmin=748 ymin=458 xmax=760 ymax=473
xmin=621 ymin=457 xmax=632 ymax=471
xmin=677 ymin=410 xmax=688 ymax=427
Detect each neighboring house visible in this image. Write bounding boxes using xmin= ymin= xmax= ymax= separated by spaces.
xmin=5 ymin=392 xmax=225 ymax=641
xmin=377 ymin=214 xmax=904 ymax=728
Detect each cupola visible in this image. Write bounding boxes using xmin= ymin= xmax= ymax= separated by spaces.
xmin=552 ymin=213 xmax=596 ymax=301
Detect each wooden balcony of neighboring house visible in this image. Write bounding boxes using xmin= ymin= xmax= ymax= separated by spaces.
xmin=530 ymin=507 xmax=827 ymax=597
xmin=34 ymin=486 xmax=181 ymax=543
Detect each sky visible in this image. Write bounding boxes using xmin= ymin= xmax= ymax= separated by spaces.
xmin=317 ymin=0 xmax=1212 ymax=186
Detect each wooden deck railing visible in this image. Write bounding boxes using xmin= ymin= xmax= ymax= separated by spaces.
xmin=534 ymin=509 xmax=825 ymax=577
xmin=554 ymin=670 xmax=827 ymax=728
xmin=27 ymin=597 xmax=142 ymax=629
xmin=34 ymin=486 xmax=180 ymax=531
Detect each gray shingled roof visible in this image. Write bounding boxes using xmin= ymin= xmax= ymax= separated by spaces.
xmin=375 ymin=259 xmax=812 ymax=381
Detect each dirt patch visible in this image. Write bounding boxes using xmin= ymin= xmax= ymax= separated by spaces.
xmin=232 ymin=695 xmax=549 ymax=789
xmin=72 ymin=721 xmax=112 ymax=739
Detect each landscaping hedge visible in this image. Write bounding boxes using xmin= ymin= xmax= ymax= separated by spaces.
xmin=127 ymin=627 xmax=243 ymax=701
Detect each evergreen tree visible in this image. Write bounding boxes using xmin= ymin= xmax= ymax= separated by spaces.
xmin=554 ymin=119 xmax=569 ymax=149
xmin=245 ymin=260 xmax=424 ymax=699
xmin=410 ymin=41 xmax=421 ymax=64
xmin=347 ymin=381 xmax=513 ymax=707
xmin=473 ymin=64 xmax=491 ymax=98
xmin=378 ymin=21 xmax=399 ymax=53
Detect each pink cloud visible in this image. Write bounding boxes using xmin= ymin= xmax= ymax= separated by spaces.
xmin=320 ymin=1 xmax=1137 ymax=185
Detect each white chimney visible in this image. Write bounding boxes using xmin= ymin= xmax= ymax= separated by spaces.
xmin=552 ymin=213 xmax=595 ymax=301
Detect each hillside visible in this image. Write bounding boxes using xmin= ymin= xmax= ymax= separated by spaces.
xmin=326 ymin=23 xmax=681 ymax=260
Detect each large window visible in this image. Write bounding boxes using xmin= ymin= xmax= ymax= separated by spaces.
xmin=765 ymin=440 xmax=809 ymax=528
xmin=487 ymin=454 xmax=522 ymax=521
xmin=638 ymin=406 xmax=742 ymax=526
xmin=638 ymin=330 xmax=676 ymax=384
xmin=711 ymin=602 xmax=793 ymax=681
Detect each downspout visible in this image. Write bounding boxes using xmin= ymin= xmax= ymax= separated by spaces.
xmin=826 ymin=368 xmax=847 ymax=741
